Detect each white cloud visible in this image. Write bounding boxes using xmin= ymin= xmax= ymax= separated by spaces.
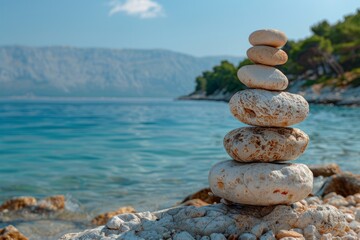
xmin=109 ymin=0 xmax=164 ymax=18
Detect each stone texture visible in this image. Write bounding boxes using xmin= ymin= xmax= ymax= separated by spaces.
xmin=91 ymin=206 xmax=136 ymax=226
xmin=223 ymin=127 xmax=309 ymax=162
xmin=0 ymin=195 xmax=66 ymax=213
xmin=181 ymin=199 xmax=209 ymax=207
xmin=60 ymin=202 xmax=348 ymax=239
xmin=37 ymin=195 xmax=65 ymax=211
xmin=247 ymin=46 xmax=288 ymax=66
xmin=239 ymin=233 xmax=257 ymax=240
xmin=276 ymin=230 xmax=305 ymax=239
xmin=249 ymin=29 xmax=287 ymax=47
xmin=208 ymin=161 xmax=313 ymax=205
xmin=229 ymin=89 xmax=309 ymax=127
xmin=309 ymin=163 xmax=342 ymax=177
xmin=181 ymin=188 xmax=221 ymax=205
xmin=260 ymin=230 xmax=275 ymax=240
xmin=0 ymin=225 xmax=28 ymax=240
xmin=237 ymin=65 xmax=288 ymax=91
xmin=320 ymin=172 xmax=360 ymax=197
xmin=173 ymin=231 xmax=195 ymax=240
xmin=0 ymin=197 xmax=36 ymax=212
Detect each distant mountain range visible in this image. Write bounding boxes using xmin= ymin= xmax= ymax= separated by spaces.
xmin=0 ymin=46 xmax=242 ymax=98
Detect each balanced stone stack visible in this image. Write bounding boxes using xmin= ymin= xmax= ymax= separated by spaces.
xmin=209 ymin=29 xmax=313 ymax=206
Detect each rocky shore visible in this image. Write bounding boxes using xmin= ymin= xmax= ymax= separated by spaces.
xmin=61 ymin=169 xmax=360 ymax=240
xmin=178 ymin=83 xmax=360 ymax=106
xmin=1 ymin=164 xmax=359 ymax=240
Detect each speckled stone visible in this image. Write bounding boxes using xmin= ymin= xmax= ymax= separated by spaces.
xmin=223 ymin=127 xmax=309 ymax=162
xmin=208 ymin=161 xmax=313 ymax=205
xmin=249 ymin=29 xmax=287 ymax=48
xmin=229 ymin=89 xmax=309 ymax=127
xmin=237 ymin=65 xmax=288 ymax=91
xmin=247 ymin=46 xmax=288 ymax=66
xmin=60 ymin=201 xmax=349 ymax=239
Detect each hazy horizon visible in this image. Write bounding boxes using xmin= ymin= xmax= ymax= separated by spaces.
xmin=1 ymin=0 xmax=360 ymax=56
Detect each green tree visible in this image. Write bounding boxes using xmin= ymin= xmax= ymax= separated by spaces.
xmin=195 ymin=76 xmax=207 ymax=91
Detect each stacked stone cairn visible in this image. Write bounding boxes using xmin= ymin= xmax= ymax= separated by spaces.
xmin=209 ymin=29 xmax=313 ymax=205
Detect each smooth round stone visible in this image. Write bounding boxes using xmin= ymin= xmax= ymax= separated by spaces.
xmin=229 ymin=89 xmax=309 ymax=127
xmin=249 ymin=29 xmax=287 ymax=47
xmin=224 ymin=127 xmax=309 ymax=162
xmin=247 ymin=46 xmax=288 ymax=66
xmin=208 ymin=161 xmax=313 ymax=205
xmin=237 ymin=65 xmax=288 ymax=90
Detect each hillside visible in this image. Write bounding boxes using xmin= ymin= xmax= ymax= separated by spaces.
xmin=183 ymin=10 xmax=360 ymax=105
xmin=0 ymin=46 xmax=241 ymax=98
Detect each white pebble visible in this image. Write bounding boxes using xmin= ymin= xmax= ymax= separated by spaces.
xmin=106 ymin=216 xmax=124 ymax=230
xmin=355 ymin=209 xmax=360 ymax=222
xmin=260 ymin=230 xmax=275 ymax=240
xmin=239 ymin=233 xmax=257 ymax=240
xmin=251 ymin=222 xmax=269 ymax=237
xmin=320 ymin=233 xmax=332 ymax=240
xmin=209 ymin=233 xmax=226 ymax=240
xmin=304 ymin=225 xmax=321 ymax=240
xmin=173 ymin=231 xmax=195 ymax=240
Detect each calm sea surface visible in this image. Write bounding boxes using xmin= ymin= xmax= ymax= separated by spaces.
xmin=1 ymin=98 xmax=360 ymax=214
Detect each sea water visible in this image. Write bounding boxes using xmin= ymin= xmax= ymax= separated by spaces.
xmin=1 ymin=98 xmax=360 ymax=214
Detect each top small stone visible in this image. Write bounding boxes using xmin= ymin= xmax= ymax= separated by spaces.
xmin=249 ymin=29 xmax=287 ymax=48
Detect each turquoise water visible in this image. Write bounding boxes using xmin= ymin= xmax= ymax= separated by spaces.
xmin=1 ymin=98 xmax=360 ymax=214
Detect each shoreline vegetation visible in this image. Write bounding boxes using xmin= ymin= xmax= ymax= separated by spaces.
xmin=179 ymin=10 xmax=360 ymax=106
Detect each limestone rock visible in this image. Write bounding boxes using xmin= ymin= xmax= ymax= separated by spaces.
xmin=181 ymin=199 xmax=209 ymax=207
xmin=91 ymin=206 xmax=136 ymax=226
xmin=208 ymin=161 xmax=313 ymax=205
xmin=237 ymin=65 xmax=288 ymax=90
xmin=229 ymin=89 xmax=309 ymax=127
xmin=239 ymin=233 xmax=257 ymax=240
xmin=260 ymin=230 xmax=275 ymax=240
xmin=249 ymin=29 xmax=287 ymax=47
xmin=0 ymin=197 xmax=36 ymax=212
xmin=320 ymin=172 xmax=360 ymax=197
xmin=276 ymin=230 xmax=304 ymax=239
xmin=0 ymin=195 xmax=66 ymax=213
xmin=247 ymin=46 xmax=288 ymax=66
xmin=309 ymin=163 xmax=342 ymax=177
xmin=223 ymin=127 xmax=309 ymax=162
xmin=181 ymin=188 xmax=221 ymax=205
xmin=0 ymin=225 xmax=28 ymax=240
xmin=173 ymin=231 xmax=195 ymax=240
xmin=60 ymin=203 xmax=348 ymax=239
xmin=37 ymin=195 xmax=65 ymax=211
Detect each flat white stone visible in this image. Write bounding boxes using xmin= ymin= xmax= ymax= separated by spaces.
xmin=224 ymin=127 xmax=309 ymax=162
xmin=208 ymin=161 xmax=313 ymax=205
xmin=247 ymin=46 xmax=288 ymax=66
xmin=249 ymin=29 xmax=287 ymax=48
xmin=229 ymin=89 xmax=309 ymax=127
xmin=237 ymin=65 xmax=288 ymax=90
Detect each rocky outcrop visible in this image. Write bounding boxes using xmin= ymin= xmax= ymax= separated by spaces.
xmin=0 ymin=225 xmax=28 ymax=240
xmin=319 ymin=172 xmax=360 ymax=197
xmin=91 ymin=206 xmax=136 ymax=226
xmin=309 ymin=163 xmax=342 ymax=177
xmin=181 ymin=188 xmax=221 ymax=205
xmin=60 ymin=199 xmax=357 ymax=240
xmin=290 ymin=81 xmax=360 ymax=106
xmin=0 ymin=195 xmax=65 ymax=213
xmin=179 ymin=81 xmax=360 ymax=106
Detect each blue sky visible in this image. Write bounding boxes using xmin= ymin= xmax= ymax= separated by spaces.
xmin=1 ymin=0 xmax=359 ymax=56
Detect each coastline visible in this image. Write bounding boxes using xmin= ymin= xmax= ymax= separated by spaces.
xmin=1 ymin=164 xmax=359 ymax=239
xmin=178 ymin=81 xmax=360 ymax=106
